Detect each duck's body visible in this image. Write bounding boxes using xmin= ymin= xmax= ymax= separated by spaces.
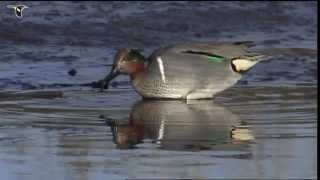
xmin=100 ymin=41 xmax=269 ymax=99
xmin=132 ymin=43 xmax=248 ymax=99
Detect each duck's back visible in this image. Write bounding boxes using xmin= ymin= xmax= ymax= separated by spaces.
xmin=133 ymin=42 xmax=253 ymax=99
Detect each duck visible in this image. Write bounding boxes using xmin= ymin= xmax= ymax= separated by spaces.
xmin=99 ymin=41 xmax=270 ymax=99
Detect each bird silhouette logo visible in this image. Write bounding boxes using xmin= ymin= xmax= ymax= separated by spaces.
xmin=7 ymin=4 xmax=29 ymax=19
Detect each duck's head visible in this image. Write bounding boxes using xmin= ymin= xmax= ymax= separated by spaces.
xmin=100 ymin=48 xmax=146 ymax=90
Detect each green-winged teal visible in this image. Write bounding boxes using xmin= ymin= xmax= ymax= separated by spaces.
xmin=100 ymin=41 xmax=269 ymax=99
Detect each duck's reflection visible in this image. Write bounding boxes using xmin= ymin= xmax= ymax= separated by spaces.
xmin=106 ymin=100 xmax=254 ymax=151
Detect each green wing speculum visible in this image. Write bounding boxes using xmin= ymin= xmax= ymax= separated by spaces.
xmin=182 ymin=50 xmax=226 ymax=63
xmin=206 ymin=54 xmax=225 ymax=63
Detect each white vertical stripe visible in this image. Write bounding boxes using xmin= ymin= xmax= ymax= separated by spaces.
xmin=156 ymin=56 xmax=166 ymax=83
xmin=156 ymin=119 xmax=165 ymax=144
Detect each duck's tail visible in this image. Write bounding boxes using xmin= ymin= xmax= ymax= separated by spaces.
xmin=239 ymin=53 xmax=272 ymax=62
xmin=232 ymin=41 xmax=273 ymax=61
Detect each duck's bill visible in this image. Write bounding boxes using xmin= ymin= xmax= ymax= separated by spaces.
xmin=100 ymin=68 xmax=119 ymax=90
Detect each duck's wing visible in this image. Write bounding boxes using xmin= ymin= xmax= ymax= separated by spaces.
xmin=147 ymin=41 xmax=267 ymax=66
xmin=168 ymin=41 xmax=265 ymax=60
xmin=145 ymin=43 xmax=241 ymax=83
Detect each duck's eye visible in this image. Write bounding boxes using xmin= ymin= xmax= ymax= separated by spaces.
xmin=124 ymin=54 xmax=136 ymax=62
xmin=123 ymin=57 xmax=131 ymax=62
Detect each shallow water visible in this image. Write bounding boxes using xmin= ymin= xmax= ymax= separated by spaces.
xmin=0 ymin=1 xmax=317 ymax=179
xmin=0 ymin=86 xmax=317 ymax=179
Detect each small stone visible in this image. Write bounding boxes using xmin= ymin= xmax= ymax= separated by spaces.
xmin=68 ymin=69 xmax=77 ymax=76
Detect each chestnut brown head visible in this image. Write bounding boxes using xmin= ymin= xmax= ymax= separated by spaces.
xmin=100 ymin=48 xmax=146 ymax=90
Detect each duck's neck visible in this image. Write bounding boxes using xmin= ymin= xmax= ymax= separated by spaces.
xmin=130 ymin=63 xmax=146 ymax=80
